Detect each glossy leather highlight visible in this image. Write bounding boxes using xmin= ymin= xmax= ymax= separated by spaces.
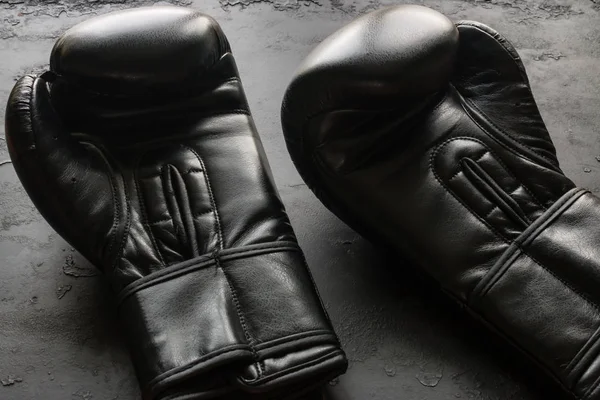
xmin=6 ymin=7 xmax=346 ymax=399
xmin=282 ymin=5 xmax=599 ymax=399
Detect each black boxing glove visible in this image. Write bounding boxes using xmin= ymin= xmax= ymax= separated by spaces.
xmin=282 ymin=5 xmax=600 ymax=400
xmin=6 ymin=7 xmax=346 ymax=400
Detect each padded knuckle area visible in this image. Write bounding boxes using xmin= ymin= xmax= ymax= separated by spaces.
xmin=50 ymin=6 xmax=228 ymax=93
xmin=281 ymin=5 xmax=459 ymax=159
xmin=295 ymin=5 xmax=457 ymax=95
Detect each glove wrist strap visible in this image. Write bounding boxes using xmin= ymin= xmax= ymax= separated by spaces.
xmin=118 ymin=242 xmax=346 ymax=400
xmin=470 ymin=188 xmax=600 ymax=399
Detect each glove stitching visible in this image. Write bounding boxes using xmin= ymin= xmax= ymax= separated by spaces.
xmin=117 ymin=242 xmax=301 ymax=302
xmin=31 ymin=77 xmax=127 ymax=269
xmin=463 ymin=95 xmax=556 ymax=171
xmin=241 ymin=348 xmax=345 ymax=387
xmin=454 ymin=22 xmax=530 ymax=84
xmin=148 ymin=216 xmax=174 ymax=225
xmin=253 ymin=331 xmax=336 ymax=351
xmin=91 ymin=143 xmax=121 ymax=265
xmin=582 ymin=349 xmax=600 ymax=399
xmin=483 ymin=204 xmax=500 ymax=221
xmin=477 ymin=240 xmax=600 ymax=392
xmin=430 ymin=140 xmax=512 ymax=290
xmin=568 ymin=324 xmax=600 ymax=387
xmin=480 ymin=139 xmax=548 ymax=212
xmin=175 ymin=160 xmax=202 ymax=257
xmin=447 ymin=150 xmax=487 ymax=182
xmin=432 ymin=138 xmax=596 ymax=311
xmin=473 ymin=241 xmax=600 ymax=397
xmin=571 ymin=337 xmax=599 ymax=376
xmin=472 ymin=188 xmax=583 ymax=298
xmin=185 ymin=167 xmax=204 ymax=175
xmin=113 ymin=175 xmax=132 ymax=272
xmin=133 ymin=161 xmax=167 ymax=266
xmin=299 ymin=256 xmax=340 ymax=344
xmin=53 ymin=76 xmax=240 ymax=98
xmin=585 ymin=371 xmax=600 ymax=400
xmin=187 ymin=146 xmax=224 ymax=250
xmin=148 ymin=344 xmax=253 ymax=393
xmin=216 ymin=252 xmax=263 ymax=378
xmin=435 ymin=137 xmax=542 ymax=238
xmin=193 ymin=209 xmax=216 ymax=218
xmin=148 ymin=330 xmax=336 ymax=392
xmin=448 ymin=151 xmax=502 ymax=227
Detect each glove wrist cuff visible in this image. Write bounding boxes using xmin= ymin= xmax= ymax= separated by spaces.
xmin=470 ymin=188 xmax=600 ymax=399
xmin=118 ymin=242 xmax=346 ymax=400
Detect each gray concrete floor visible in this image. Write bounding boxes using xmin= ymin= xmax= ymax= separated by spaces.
xmin=1 ymin=0 xmax=599 ymax=399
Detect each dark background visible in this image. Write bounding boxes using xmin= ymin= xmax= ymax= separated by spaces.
xmin=1 ymin=0 xmax=599 ymax=399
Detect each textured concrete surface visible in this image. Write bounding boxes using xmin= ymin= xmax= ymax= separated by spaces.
xmin=0 ymin=0 xmax=599 ymax=399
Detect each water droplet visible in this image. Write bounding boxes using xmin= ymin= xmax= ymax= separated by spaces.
xmin=329 ymin=377 xmax=339 ymax=386
xmin=595 ymin=156 xmax=600 ymax=163
xmin=584 ymin=167 xmax=592 ymax=173
xmin=416 ymin=370 xmax=443 ymax=387
xmin=384 ymin=365 xmax=396 ymax=377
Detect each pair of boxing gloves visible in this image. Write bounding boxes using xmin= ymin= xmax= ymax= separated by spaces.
xmin=5 ymin=4 xmax=600 ymax=400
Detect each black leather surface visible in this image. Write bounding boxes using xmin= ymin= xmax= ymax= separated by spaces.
xmin=282 ymin=4 xmax=600 ymax=400
xmin=5 ymin=6 xmax=346 ymax=399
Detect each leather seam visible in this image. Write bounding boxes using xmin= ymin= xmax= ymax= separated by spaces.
xmin=175 ymin=162 xmax=200 ymax=257
xmin=148 ymin=216 xmax=173 ymax=225
xmin=481 ymin=138 xmax=546 ymax=211
xmin=471 ymin=188 xmax=583 ymax=301
xmin=242 ymin=349 xmax=345 ymax=387
xmin=113 ymin=162 xmax=132 ymax=272
xmin=216 ymin=252 xmax=263 ymax=378
xmin=474 ymin=245 xmax=521 ymax=301
xmin=457 ymin=84 xmax=559 ymax=176
xmin=450 ymin=152 xmax=498 ymax=223
xmin=465 ymin=97 xmax=556 ymax=167
xmin=186 ymin=146 xmax=224 ymax=250
xmin=454 ymin=22 xmax=529 ymax=83
xmin=437 ymin=137 xmax=546 ymax=226
xmin=430 ymin=137 xmax=518 ymax=246
xmin=300 ymin=255 xmax=339 ymax=343
xmin=473 ymin=241 xmax=600 ymax=400
xmin=483 ymin=204 xmax=499 ymax=221
xmin=23 ymin=76 xmax=36 ymax=148
xmin=185 ymin=167 xmax=204 ymax=175
xmin=430 ymin=139 xmax=513 ymax=299
xmin=216 ymin=253 xmax=252 ymax=343
xmin=570 ymin=327 xmax=600 ymax=374
xmin=480 ymin=245 xmax=600 ymax=341
xmin=147 ymin=330 xmax=337 ymax=394
xmin=87 ymin=143 xmax=121 ymax=265
xmin=117 ymin=242 xmax=301 ymax=302
xmin=147 ymin=344 xmax=252 ymax=393
xmin=194 ymin=209 xmax=215 ymax=218
xmin=253 ymin=330 xmax=336 ymax=351
xmin=568 ymin=324 xmax=600 ymax=384
xmin=50 ymin=76 xmax=241 ymax=99
xmin=29 ymin=77 xmax=120 ymax=269
xmin=584 ymin=364 xmax=600 ymax=399
xmin=432 ymin=139 xmax=593 ymax=312
xmin=134 ymin=160 xmax=167 ymax=266
xmin=448 ymin=150 xmax=490 ymax=182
